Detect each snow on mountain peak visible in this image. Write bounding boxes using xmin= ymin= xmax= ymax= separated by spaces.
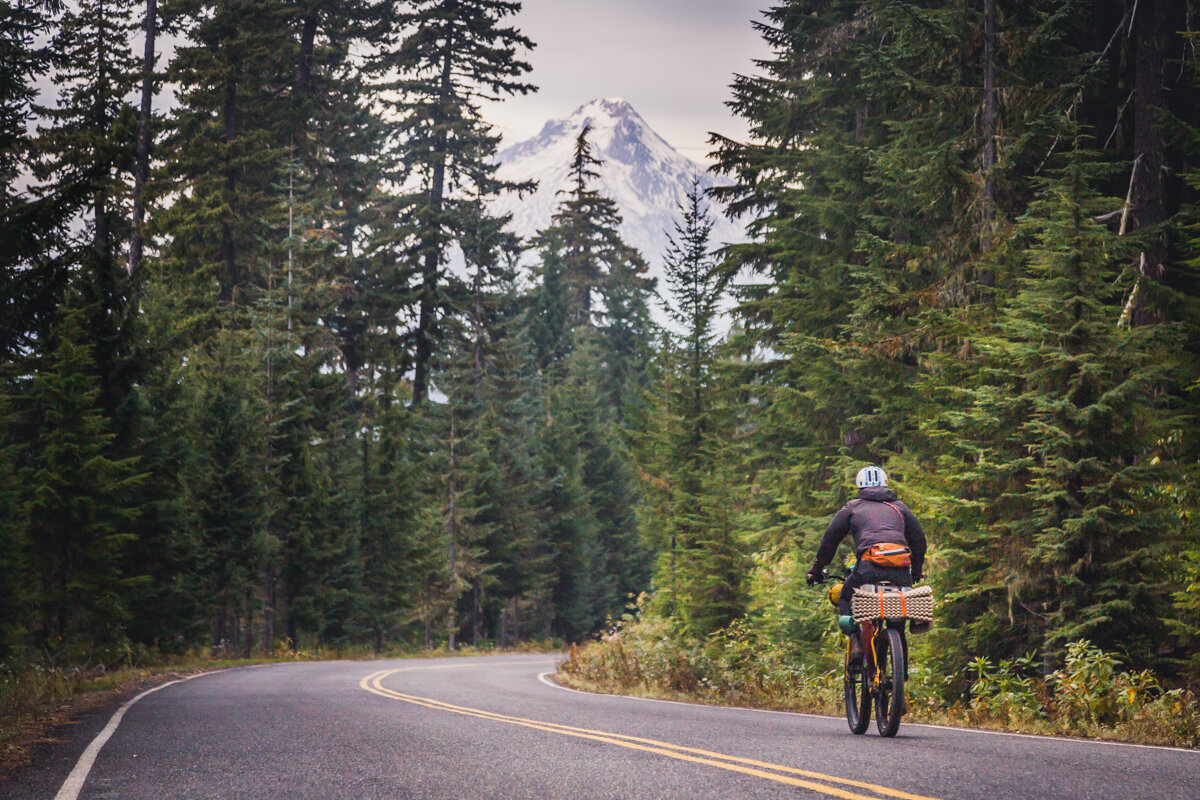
xmin=493 ymin=98 xmax=746 ymax=284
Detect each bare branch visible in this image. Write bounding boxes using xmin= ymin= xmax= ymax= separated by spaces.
xmin=1118 ymin=154 xmax=1142 ymax=237
xmin=1118 ymin=252 xmax=1146 ymax=328
xmin=1036 ymin=11 xmax=1131 ymax=172
xmin=1103 ymin=88 xmax=1136 ymax=150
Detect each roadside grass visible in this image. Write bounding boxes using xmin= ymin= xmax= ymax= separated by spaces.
xmin=0 ymin=639 xmax=562 ymax=775
xmin=557 ymin=618 xmax=1200 ymax=749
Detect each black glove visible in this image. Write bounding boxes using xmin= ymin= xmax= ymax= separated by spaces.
xmin=805 ymin=567 xmax=824 ymax=586
xmin=912 ymin=569 xmax=923 ymax=583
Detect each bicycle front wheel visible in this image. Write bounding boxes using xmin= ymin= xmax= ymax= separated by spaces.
xmin=844 ymin=637 xmax=870 ymax=735
xmin=874 ymin=626 xmax=905 ymax=737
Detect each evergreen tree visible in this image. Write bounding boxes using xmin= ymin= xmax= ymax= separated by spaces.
xmin=532 ymin=123 xmax=655 ymax=411
xmin=934 ymin=137 xmax=1186 ymax=665
xmin=357 ymin=395 xmax=423 ymax=652
xmin=0 ymin=371 xmax=28 ymax=657
xmin=122 ymin=278 xmax=208 ymax=650
xmin=537 ymin=124 xmax=650 ymax=333
xmin=370 ymin=0 xmax=534 ymax=405
xmin=0 ymin=0 xmax=71 ymax=358
xmin=473 ymin=320 xmax=555 ymax=643
xmin=540 ymin=329 xmax=605 ymax=640
xmin=635 ymin=184 xmax=743 ymax=636
xmin=18 ymin=299 xmax=141 ymax=658
xmin=524 ymin=122 xmax=657 ymax=639
xmin=35 ymin=0 xmax=143 ymax=433
xmin=181 ymin=329 xmax=270 ymax=654
xmin=709 ymin=0 xmax=899 ymax=563
xmin=154 ymin=0 xmax=293 ymax=317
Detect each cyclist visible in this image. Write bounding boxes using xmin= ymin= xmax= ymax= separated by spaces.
xmin=805 ymin=466 xmax=927 ymax=636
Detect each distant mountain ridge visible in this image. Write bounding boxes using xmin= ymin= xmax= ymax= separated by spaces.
xmin=492 ymin=98 xmax=746 ymax=280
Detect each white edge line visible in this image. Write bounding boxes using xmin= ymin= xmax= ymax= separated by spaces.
xmin=56 ymin=657 xmax=556 ymax=800
xmin=53 ymin=669 xmax=230 ymax=800
xmin=535 ymin=672 xmax=1198 ymax=755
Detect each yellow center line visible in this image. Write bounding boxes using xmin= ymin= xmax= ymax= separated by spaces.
xmin=377 ymin=660 xmax=558 ymax=674
xmin=359 ymin=669 xmax=943 ymax=800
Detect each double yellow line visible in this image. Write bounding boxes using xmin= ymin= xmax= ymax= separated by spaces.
xmin=360 ymin=668 xmax=942 ymax=800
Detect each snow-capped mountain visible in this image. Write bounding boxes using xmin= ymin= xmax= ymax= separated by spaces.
xmin=493 ymin=98 xmax=746 ymax=279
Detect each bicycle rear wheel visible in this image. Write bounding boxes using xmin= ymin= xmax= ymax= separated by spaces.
xmin=874 ymin=627 xmax=905 ymax=737
xmin=844 ymin=636 xmax=870 ymax=735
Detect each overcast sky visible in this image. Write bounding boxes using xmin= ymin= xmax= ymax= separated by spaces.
xmin=480 ymin=1 xmax=770 ymax=164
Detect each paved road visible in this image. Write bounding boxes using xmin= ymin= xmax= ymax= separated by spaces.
xmin=10 ymin=654 xmax=1198 ymax=799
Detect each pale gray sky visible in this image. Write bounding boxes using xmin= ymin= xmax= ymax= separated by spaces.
xmin=481 ymin=0 xmax=769 ymax=164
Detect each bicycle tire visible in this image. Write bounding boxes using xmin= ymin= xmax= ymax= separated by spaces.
xmin=874 ymin=626 xmax=905 ymax=737
xmin=844 ymin=636 xmax=870 ymax=735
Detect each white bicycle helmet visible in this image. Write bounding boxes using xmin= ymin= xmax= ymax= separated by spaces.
xmin=855 ymin=465 xmax=888 ymax=489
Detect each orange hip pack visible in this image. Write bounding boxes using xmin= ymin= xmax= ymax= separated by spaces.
xmin=861 ymin=543 xmax=912 ymax=568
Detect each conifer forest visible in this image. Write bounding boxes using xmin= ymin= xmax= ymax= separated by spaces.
xmin=3 ymin=0 xmax=1200 ymax=708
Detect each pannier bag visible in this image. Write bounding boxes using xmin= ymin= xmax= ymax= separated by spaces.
xmin=861 ymin=543 xmax=912 ymax=568
xmin=852 ymin=584 xmax=934 ymax=625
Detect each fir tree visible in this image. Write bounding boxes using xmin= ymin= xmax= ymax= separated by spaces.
xmin=181 ymin=329 xmax=270 ymax=654
xmin=539 ymin=329 xmax=606 ymax=640
xmin=0 ymin=0 xmax=71 ymax=358
xmin=357 ymin=395 xmax=423 ymax=652
xmin=0 ymin=371 xmax=28 ymax=657
xmin=35 ymin=0 xmax=142 ymax=430
xmin=635 ymin=185 xmax=743 ymax=635
xmin=154 ymin=0 xmax=293 ymax=317
xmin=937 ymin=137 xmax=1186 ymax=665
xmin=370 ymin=0 xmax=534 ymax=405
xmin=532 ymin=123 xmax=655 ymax=411
xmin=19 ymin=298 xmax=141 ymax=657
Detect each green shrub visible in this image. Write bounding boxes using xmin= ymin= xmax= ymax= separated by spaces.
xmin=969 ymin=651 xmax=1044 ymax=727
xmin=561 ymin=617 xmax=1200 ymax=748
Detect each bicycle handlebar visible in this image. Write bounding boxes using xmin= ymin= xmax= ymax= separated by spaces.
xmin=809 ymin=569 xmax=848 ymax=585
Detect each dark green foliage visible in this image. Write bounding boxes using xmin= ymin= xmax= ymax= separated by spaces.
xmin=933 ymin=139 xmax=1187 ymax=664
xmin=634 ymin=185 xmax=745 ymax=637
xmin=15 ymin=299 xmax=141 ymax=659
xmin=357 ymin=398 xmax=423 ymax=652
xmin=0 ymin=373 xmax=29 ymax=657
xmin=524 ymin=126 xmax=657 ymax=640
xmin=154 ymin=0 xmax=293 ymax=315
xmin=121 ymin=280 xmax=208 ymax=650
xmin=181 ymin=330 xmax=270 ymax=654
xmin=370 ymin=0 xmax=534 ymax=405
xmin=7 ymin=0 xmax=1199 ymax=700
xmin=0 ymin=0 xmax=73 ymax=358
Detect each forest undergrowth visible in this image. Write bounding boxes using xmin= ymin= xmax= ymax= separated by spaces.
xmin=557 ymin=614 xmax=1200 ymax=749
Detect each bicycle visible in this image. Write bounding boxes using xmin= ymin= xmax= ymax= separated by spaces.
xmin=817 ymin=571 xmax=933 ymax=737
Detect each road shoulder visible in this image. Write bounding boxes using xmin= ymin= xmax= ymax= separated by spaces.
xmin=0 ymin=671 xmax=201 ymax=800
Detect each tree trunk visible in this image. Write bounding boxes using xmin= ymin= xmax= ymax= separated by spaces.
xmin=472 ymin=581 xmax=481 ymax=647
xmin=411 ymin=38 xmax=454 ymax=405
xmin=446 ymin=407 xmax=458 ymax=650
xmin=980 ymin=0 xmax=997 ymax=255
xmin=473 ymin=202 xmax=485 ymax=378
xmin=1130 ymin=0 xmax=1166 ymax=326
xmin=219 ymin=69 xmax=239 ymax=306
xmin=295 ymin=9 xmax=318 ymax=97
xmin=128 ymin=0 xmax=156 ymax=281
xmin=264 ymin=564 xmax=276 ymax=653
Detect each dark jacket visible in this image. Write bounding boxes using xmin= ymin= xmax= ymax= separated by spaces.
xmin=812 ymin=487 xmax=927 ymax=577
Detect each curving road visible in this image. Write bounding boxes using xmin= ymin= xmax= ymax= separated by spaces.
xmin=11 ymin=654 xmax=1198 ymax=799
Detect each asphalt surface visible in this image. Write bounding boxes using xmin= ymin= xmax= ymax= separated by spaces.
xmin=6 ymin=654 xmax=1197 ymax=799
